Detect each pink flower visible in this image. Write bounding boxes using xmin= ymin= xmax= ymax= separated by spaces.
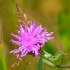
xmin=10 ymin=21 xmax=53 ymax=60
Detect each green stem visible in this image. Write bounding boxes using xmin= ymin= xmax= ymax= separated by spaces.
xmin=38 ymin=55 xmax=43 ymax=70
xmin=0 ymin=44 xmax=7 ymax=70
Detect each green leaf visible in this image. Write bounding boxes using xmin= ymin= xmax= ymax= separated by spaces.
xmin=43 ymin=51 xmax=65 ymax=67
xmin=43 ymin=51 xmax=53 ymax=58
xmin=54 ymin=51 xmax=65 ymax=60
xmin=43 ymin=51 xmax=55 ymax=67
xmin=38 ymin=55 xmax=42 ymax=70
xmin=43 ymin=58 xmax=55 ymax=67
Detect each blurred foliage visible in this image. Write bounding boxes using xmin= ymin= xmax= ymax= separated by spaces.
xmin=42 ymin=50 xmax=65 ymax=66
xmin=0 ymin=44 xmax=6 ymax=70
xmin=44 ymin=42 xmax=56 ymax=55
xmin=58 ymin=11 xmax=70 ymax=50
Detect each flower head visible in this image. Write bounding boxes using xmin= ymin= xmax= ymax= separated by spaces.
xmin=10 ymin=21 xmax=53 ymax=60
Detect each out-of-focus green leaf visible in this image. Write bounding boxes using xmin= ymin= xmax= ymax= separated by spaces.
xmin=44 ymin=42 xmax=56 ymax=55
xmin=43 ymin=51 xmax=65 ymax=67
xmin=58 ymin=12 xmax=70 ymax=24
xmin=38 ymin=55 xmax=42 ymax=70
xmin=0 ymin=44 xmax=7 ymax=70
xmin=43 ymin=58 xmax=55 ymax=67
xmin=53 ymin=51 xmax=65 ymax=60
xmin=62 ymin=35 xmax=70 ymax=49
xmin=43 ymin=51 xmax=54 ymax=59
xmin=58 ymin=11 xmax=70 ymax=50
